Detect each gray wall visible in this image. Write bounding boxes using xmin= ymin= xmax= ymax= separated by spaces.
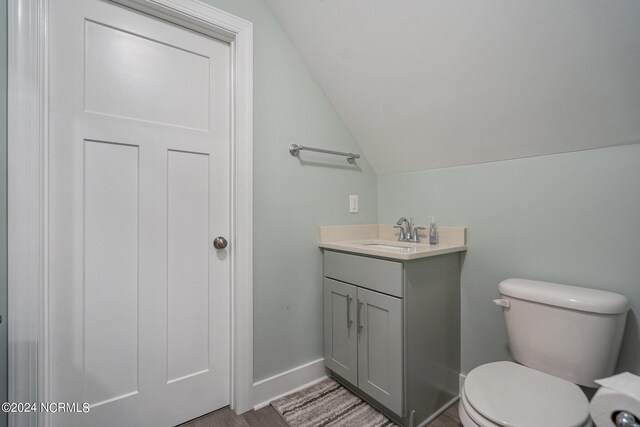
xmin=1 ymin=0 xmax=7 ymax=424
xmin=199 ymin=0 xmax=378 ymax=381
xmin=378 ymin=144 xmax=640 ymax=375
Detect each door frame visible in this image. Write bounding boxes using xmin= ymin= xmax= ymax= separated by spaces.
xmin=7 ymin=0 xmax=254 ymax=425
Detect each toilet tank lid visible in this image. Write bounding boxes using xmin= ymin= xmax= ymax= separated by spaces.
xmin=499 ymin=278 xmax=630 ymax=314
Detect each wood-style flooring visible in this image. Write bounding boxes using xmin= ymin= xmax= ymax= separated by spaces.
xmin=181 ymin=401 xmax=462 ymax=427
xmin=428 ymin=403 xmax=463 ymax=427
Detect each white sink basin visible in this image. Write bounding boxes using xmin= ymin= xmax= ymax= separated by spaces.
xmin=361 ymin=243 xmax=412 ymax=252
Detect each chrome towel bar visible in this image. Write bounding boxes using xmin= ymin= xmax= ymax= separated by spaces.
xmin=289 ymin=144 xmax=360 ymax=164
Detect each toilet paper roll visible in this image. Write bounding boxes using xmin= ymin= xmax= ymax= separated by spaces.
xmin=590 ymin=372 xmax=640 ymax=427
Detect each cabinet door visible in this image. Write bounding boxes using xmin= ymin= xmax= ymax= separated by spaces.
xmin=324 ymin=278 xmax=358 ymax=385
xmin=357 ymin=287 xmax=403 ymax=415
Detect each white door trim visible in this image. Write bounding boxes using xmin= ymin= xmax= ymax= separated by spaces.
xmin=7 ymin=0 xmax=254 ymax=425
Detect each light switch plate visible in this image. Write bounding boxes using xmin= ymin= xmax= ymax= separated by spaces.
xmin=349 ymin=195 xmax=359 ymax=214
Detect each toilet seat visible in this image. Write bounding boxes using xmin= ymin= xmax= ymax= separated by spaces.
xmin=461 ymin=361 xmax=590 ymax=427
xmin=460 ymin=385 xmax=593 ymax=427
xmin=460 ymin=386 xmax=503 ymax=427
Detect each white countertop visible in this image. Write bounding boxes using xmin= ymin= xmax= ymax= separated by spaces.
xmin=318 ymin=224 xmax=467 ymax=261
xmin=318 ymin=239 xmax=467 ymax=261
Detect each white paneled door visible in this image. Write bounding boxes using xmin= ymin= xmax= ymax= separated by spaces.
xmin=49 ymin=1 xmax=230 ymax=426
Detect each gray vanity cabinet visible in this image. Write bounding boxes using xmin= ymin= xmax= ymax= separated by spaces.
xmin=322 ymin=249 xmax=461 ymax=427
xmin=323 ymin=278 xmax=403 ymax=415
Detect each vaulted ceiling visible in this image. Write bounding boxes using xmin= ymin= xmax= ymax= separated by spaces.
xmin=264 ymin=0 xmax=640 ymax=174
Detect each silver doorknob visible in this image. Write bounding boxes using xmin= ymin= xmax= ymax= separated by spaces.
xmin=213 ymin=236 xmax=228 ymax=249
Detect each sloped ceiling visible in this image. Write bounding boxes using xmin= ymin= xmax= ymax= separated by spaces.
xmin=263 ymin=0 xmax=640 ymax=174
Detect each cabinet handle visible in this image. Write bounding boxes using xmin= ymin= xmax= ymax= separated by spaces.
xmin=357 ymin=300 xmax=364 ymax=334
xmin=346 ymin=295 xmax=353 ymax=329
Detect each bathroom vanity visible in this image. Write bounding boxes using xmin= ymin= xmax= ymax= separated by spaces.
xmin=319 ymin=224 xmax=466 ymax=427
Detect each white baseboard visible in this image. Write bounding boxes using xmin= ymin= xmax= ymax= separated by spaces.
xmin=253 ymin=358 xmax=327 ymax=410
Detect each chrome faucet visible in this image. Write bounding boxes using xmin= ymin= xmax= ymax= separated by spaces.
xmin=394 ymin=217 xmax=411 ymax=241
xmin=395 ymin=217 xmax=426 ymax=243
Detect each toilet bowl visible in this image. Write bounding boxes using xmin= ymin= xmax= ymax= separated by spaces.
xmin=458 ymin=278 xmax=629 ymax=427
xmin=459 ymin=362 xmax=592 ymax=427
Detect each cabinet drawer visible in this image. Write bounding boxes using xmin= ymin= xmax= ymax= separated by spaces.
xmin=323 ymin=250 xmax=403 ymax=298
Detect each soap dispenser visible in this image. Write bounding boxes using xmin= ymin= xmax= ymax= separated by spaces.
xmin=428 ymin=216 xmax=438 ymax=245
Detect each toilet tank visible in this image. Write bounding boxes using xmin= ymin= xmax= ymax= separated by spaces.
xmin=498 ymin=278 xmax=629 ymax=388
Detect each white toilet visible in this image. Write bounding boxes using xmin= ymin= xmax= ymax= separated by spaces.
xmin=459 ymin=278 xmax=629 ymax=427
